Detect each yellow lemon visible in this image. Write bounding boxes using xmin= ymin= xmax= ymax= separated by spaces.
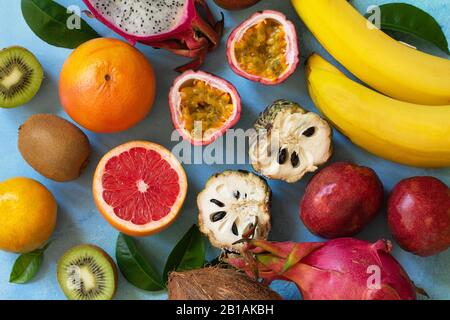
xmin=0 ymin=177 xmax=57 ymax=253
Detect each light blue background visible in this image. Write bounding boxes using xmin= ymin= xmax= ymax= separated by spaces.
xmin=0 ymin=0 xmax=449 ymax=300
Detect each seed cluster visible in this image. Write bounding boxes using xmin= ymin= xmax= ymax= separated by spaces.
xmin=179 ymin=79 xmax=235 ymax=139
xmin=0 ymin=55 xmax=33 ymax=101
xmin=277 ymin=148 xmax=300 ymax=167
xmin=209 ymin=190 xmax=253 ymax=238
xmin=63 ymin=255 xmax=108 ymax=300
xmin=276 ymin=126 xmax=315 ymax=167
xmin=234 ymin=19 xmax=288 ymax=80
xmin=91 ymin=0 xmax=186 ymax=36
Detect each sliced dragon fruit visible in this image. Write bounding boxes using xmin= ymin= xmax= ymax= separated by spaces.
xmin=83 ymin=0 xmax=224 ymax=72
xmin=226 ymin=10 xmax=299 ymax=85
xmin=169 ymin=70 xmax=241 ymax=146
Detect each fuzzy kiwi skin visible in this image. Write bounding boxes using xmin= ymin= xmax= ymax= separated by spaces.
xmin=168 ymin=268 xmax=282 ymax=300
xmin=18 ymin=114 xmax=91 ymax=182
xmin=214 ymin=0 xmax=261 ymax=10
xmin=57 ymin=244 xmax=118 ymax=300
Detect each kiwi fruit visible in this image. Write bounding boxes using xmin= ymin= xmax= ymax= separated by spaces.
xmin=0 ymin=46 xmax=44 ymax=108
xmin=57 ymin=244 xmax=118 ymax=300
xmin=18 ymin=114 xmax=91 ymax=182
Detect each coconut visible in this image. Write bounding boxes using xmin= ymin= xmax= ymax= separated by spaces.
xmin=167 ymin=268 xmax=282 ymax=300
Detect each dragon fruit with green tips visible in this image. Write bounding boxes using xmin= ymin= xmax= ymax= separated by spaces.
xmin=227 ymin=238 xmax=418 ymax=300
xmin=83 ymin=0 xmax=224 ymax=71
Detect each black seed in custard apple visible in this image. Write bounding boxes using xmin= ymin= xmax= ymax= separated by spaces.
xmin=57 ymin=244 xmax=118 ymax=300
xmin=0 ymin=46 xmax=44 ymax=108
xmin=18 ymin=114 xmax=91 ymax=182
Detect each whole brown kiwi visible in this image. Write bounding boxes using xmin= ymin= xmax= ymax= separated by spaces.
xmin=214 ymin=0 xmax=261 ymax=10
xmin=18 ymin=114 xmax=91 ymax=182
xmin=168 ymin=268 xmax=282 ymax=300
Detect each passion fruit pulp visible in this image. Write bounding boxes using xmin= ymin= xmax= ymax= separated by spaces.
xmin=227 ymin=10 xmax=299 ymax=85
xmin=234 ymin=19 xmax=288 ymax=81
xmin=180 ymin=79 xmax=234 ymax=138
xmin=169 ymin=71 xmax=241 ymax=146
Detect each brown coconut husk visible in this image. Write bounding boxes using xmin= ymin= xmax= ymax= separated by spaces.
xmin=167 ymin=267 xmax=282 ymax=300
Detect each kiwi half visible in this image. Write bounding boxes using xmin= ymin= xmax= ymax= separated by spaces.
xmin=0 ymin=46 xmax=43 ymax=108
xmin=57 ymin=245 xmax=118 ymax=300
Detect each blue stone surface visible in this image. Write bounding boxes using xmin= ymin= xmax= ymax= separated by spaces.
xmin=0 ymin=0 xmax=449 ymax=300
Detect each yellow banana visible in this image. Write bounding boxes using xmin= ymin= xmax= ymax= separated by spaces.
xmin=292 ymin=0 xmax=450 ymax=105
xmin=306 ymin=54 xmax=450 ymax=168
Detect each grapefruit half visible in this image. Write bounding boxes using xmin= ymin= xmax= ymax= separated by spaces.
xmin=93 ymin=141 xmax=187 ymax=236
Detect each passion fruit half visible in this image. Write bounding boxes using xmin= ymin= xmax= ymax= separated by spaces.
xmin=169 ymin=70 xmax=241 ymax=146
xmin=226 ymin=10 xmax=299 ymax=85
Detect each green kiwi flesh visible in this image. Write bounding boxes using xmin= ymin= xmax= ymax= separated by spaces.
xmin=57 ymin=245 xmax=118 ymax=300
xmin=0 ymin=46 xmax=43 ymax=108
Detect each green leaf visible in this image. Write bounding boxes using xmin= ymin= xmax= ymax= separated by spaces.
xmin=116 ymin=234 xmax=165 ymax=292
xmin=9 ymin=242 xmax=52 ymax=284
xmin=163 ymin=225 xmax=205 ymax=283
xmin=21 ymin=0 xmax=99 ymax=49
xmin=366 ymin=3 xmax=449 ymax=54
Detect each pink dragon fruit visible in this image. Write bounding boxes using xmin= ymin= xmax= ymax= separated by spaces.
xmin=227 ymin=238 xmax=417 ymax=300
xmin=83 ymin=0 xmax=224 ymax=72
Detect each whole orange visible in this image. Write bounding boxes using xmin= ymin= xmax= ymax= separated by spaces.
xmin=59 ymin=38 xmax=155 ymax=133
xmin=0 ymin=177 xmax=57 ymax=253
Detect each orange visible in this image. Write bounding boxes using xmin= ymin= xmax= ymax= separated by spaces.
xmin=0 ymin=177 xmax=57 ymax=253
xmin=59 ymin=38 xmax=155 ymax=133
xmin=93 ymin=141 xmax=187 ymax=236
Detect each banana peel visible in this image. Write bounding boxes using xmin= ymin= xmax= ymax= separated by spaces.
xmin=292 ymin=0 xmax=450 ymax=105
xmin=306 ymin=54 xmax=450 ymax=168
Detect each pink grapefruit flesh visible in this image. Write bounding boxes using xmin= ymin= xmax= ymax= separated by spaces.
xmin=93 ymin=141 xmax=187 ymax=236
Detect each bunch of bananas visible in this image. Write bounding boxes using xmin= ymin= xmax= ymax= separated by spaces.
xmin=292 ymin=0 xmax=450 ymax=168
